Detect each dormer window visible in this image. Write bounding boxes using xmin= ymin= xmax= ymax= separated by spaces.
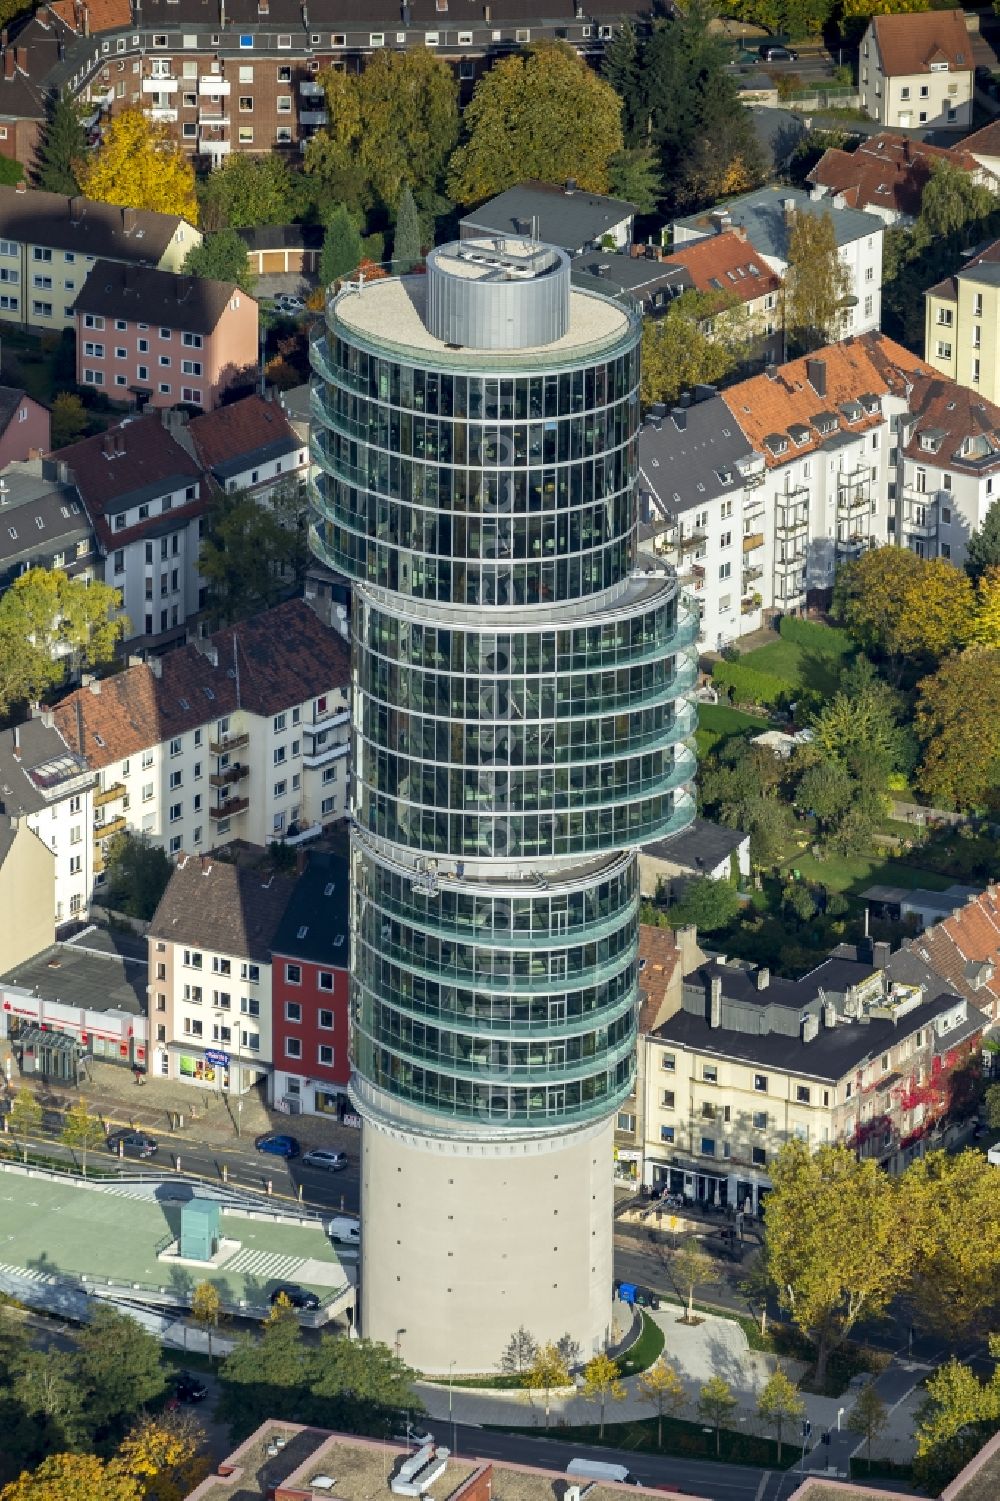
xmin=764 ymin=433 xmax=788 ymax=457
xmin=930 ymin=60 xmax=949 ymax=72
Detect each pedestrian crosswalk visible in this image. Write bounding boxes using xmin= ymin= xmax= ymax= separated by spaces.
xmin=0 ymin=1259 xmax=55 ymax=1284
xmin=221 ymin=1246 xmax=305 ymax=1279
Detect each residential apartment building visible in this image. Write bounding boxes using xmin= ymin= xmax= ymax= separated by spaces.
xmin=270 ymin=851 xmax=350 ymax=1117
xmin=859 ymin=10 xmax=973 ymax=131
xmin=903 ymin=885 xmax=1000 ymax=1027
xmin=189 ymin=393 xmax=307 ymax=502
xmin=0 ymin=2 xmax=650 ymax=173
xmin=638 ymin=392 xmax=763 ymax=647
xmin=57 ymin=413 xmax=207 ymax=653
xmin=0 ymin=718 xmax=95 ymax=923
xmin=807 ymin=132 xmax=991 ymax=228
xmin=660 ymin=228 xmax=784 ymax=368
xmin=0 ymin=818 xmax=54 ymax=972
xmin=147 ymin=852 xmax=295 ymax=1091
xmin=637 ymin=948 xmax=987 ymax=1208
xmin=0 ymin=185 xmax=198 ymax=333
xmin=49 ymin=598 xmax=351 ymax=887
xmin=925 ymin=238 xmax=1000 ymax=405
xmin=893 ymin=373 xmax=1000 ymax=567
xmin=74 ymin=260 xmax=258 ymax=411
xmin=670 ymin=186 xmax=884 ymax=341
xmin=0 ymin=460 xmax=96 ymax=592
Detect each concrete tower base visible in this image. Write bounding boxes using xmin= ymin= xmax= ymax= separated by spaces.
xmin=358 ymin=1110 xmax=615 ymax=1375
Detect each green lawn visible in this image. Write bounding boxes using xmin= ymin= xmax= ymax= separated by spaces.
xmin=738 ymin=621 xmax=855 ymax=700
xmin=777 ymin=846 xmax=956 ymax=896
xmin=616 ymin=1311 xmax=665 ymax=1377
xmin=695 ymin=702 xmax=770 ymax=760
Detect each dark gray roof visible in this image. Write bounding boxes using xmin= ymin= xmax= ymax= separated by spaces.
xmin=672 ymin=186 xmax=882 ymax=262
xmin=279 ymin=383 xmax=312 ymax=426
xmin=0 ymin=465 xmax=93 ymax=570
xmin=237 ymin=224 xmax=324 ymax=253
xmin=74 ymin=259 xmax=243 ymax=333
xmin=460 ymin=181 xmax=636 ymax=256
xmin=572 ymin=251 xmax=687 ymax=306
xmin=0 ymin=386 xmax=34 ymax=432
xmin=1 ymin=939 xmax=147 ymax=1017
xmin=642 ymin=817 xmax=747 ymax=870
xmin=638 ymin=395 xmax=755 ymax=518
xmin=0 ymin=186 xmax=189 ymax=262
xmin=685 ymin=954 xmax=878 ymax=1013
xmin=272 ymin=852 xmax=349 ymax=967
xmin=655 ymin=991 xmax=982 ymax=1080
xmin=148 ymin=855 xmax=297 ymax=963
xmin=0 ymin=718 xmax=91 ymax=819
xmin=749 ymin=106 xmax=808 ymax=171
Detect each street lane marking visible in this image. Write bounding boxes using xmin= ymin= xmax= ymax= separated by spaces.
xmin=754 ymin=1472 xmax=771 ymax=1501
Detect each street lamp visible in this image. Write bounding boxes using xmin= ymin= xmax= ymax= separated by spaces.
xmin=449 ymin=1362 xmax=456 ymax=1455
xmin=395 ymin=1327 xmax=406 ymax=1360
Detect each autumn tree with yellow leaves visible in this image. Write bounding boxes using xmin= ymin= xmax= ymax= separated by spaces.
xmin=79 ymin=110 xmax=198 ymax=223
xmin=833 ymin=547 xmax=974 ymax=673
xmin=915 ymin=646 xmax=1000 ymax=809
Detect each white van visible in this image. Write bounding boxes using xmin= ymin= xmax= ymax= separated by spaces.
xmin=566 ymin=1460 xmax=640 ymax=1487
xmin=326 ymin=1215 xmax=360 ymax=1245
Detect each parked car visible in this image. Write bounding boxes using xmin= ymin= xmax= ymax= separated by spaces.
xmin=106 ymin=1129 xmax=158 ymax=1159
xmin=171 ymin=1371 xmax=208 ymax=1403
xmin=275 ymin=294 xmax=305 ymax=313
xmin=391 ymin=1427 xmax=435 ymax=1448
xmin=270 ymin=1282 xmax=320 ymax=1310
xmin=302 ymin=1148 xmax=348 ymax=1172
xmin=255 ymin=1132 xmax=300 ymax=1158
xmin=759 ymin=43 xmax=797 ymax=61
xmin=327 ymin=1215 xmax=361 ymax=1246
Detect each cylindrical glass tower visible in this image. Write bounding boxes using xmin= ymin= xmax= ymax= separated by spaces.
xmin=310 ymin=240 xmax=696 ymax=1372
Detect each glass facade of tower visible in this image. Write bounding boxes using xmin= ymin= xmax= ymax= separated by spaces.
xmin=310 ymin=243 xmax=696 ymax=1131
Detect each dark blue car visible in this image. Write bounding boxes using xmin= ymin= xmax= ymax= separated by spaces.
xmin=255 ymin=1132 xmax=300 ymax=1158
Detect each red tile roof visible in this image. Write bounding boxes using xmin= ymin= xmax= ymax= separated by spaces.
xmin=721 ymin=332 xmax=931 ymax=468
xmin=908 ymin=887 xmax=1000 ymax=1024
xmin=871 ymin=9 xmax=972 ymax=78
xmin=958 ymin=119 xmax=1000 ymax=160
xmin=46 ymin=0 xmax=132 ymax=33
xmin=808 ymin=133 xmax=978 ymax=220
xmin=189 ymin=394 xmax=301 ymax=474
xmin=58 ymin=415 xmax=204 ymax=552
xmin=51 ymin=599 xmax=350 ymax=769
xmin=902 ymin=374 xmax=1000 ymax=473
xmin=638 ymin=924 xmax=681 ymax=1034
xmin=660 ymin=229 xmax=781 ymax=304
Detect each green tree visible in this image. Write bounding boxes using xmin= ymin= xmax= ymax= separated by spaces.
xmin=7 ymin=1088 xmax=42 ymax=1163
xmin=35 ymin=90 xmax=86 ymax=197
xmin=607 ymin=146 xmax=663 ymax=215
xmin=915 ymin=160 xmax=997 ymax=245
xmin=9 ymin=1345 xmax=89 ymax=1455
xmin=672 ymin=1241 xmax=717 ymax=1321
xmin=698 ymin=1375 xmax=737 ymax=1456
xmin=833 ymin=548 xmax=973 ymax=673
xmin=190 ymin=1281 xmax=223 ymax=1363
xmin=79 ymin=109 xmax=197 ymax=223
xmin=523 ymin=1342 xmax=570 ymax=1429
xmin=500 ymin=1326 xmax=538 ymax=1376
xmin=199 ymin=481 xmax=306 ymax=627
xmin=667 ymin=875 xmax=740 ymax=933
xmin=602 ymin=18 xmax=642 ymax=137
xmin=104 ymin=832 xmax=172 ymax=921
xmin=580 ymin=1352 xmax=625 ymax=1438
xmin=903 ymin=1150 xmax=1000 ymax=1339
xmin=393 ymin=184 xmax=422 ymax=273
xmin=198 ymin=154 xmax=302 ymax=231
xmin=182 ymin=230 xmax=256 ymax=296
xmin=966 ymin=497 xmax=1000 ymax=582
xmin=914 ymin=648 xmax=1000 ymax=809
xmin=638 ymin=1358 xmax=687 ymax=1447
xmin=60 ymin=1100 xmax=105 ymax=1177
xmin=640 ymin=290 xmax=751 ymax=407
xmin=309 ymin=48 xmax=458 ymax=213
xmin=756 ymin=1369 xmax=804 ymax=1463
xmin=50 ymin=392 xmax=88 ymax=450
xmin=783 ymin=208 xmax=851 ymax=352
xmin=320 ymin=205 xmax=363 ymax=287
xmin=0 ymin=1452 xmax=142 ymax=1501
xmin=847 ymin=1381 xmax=889 ymax=1471
xmin=77 ymin=1306 xmax=167 ymax=1438
xmin=914 ymin=1344 xmax=1000 ymax=1495
xmin=810 ymin=659 xmax=910 ymax=780
xmin=309 ymin=1335 xmax=420 ymax=1426
xmin=447 ymin=41 xmax=623 ymax=204
xmin=764 ymin=1141 xmax=910 ymax=1388
xmin=985 ymin=1081 xmax=1000 ymax=1129
xmin=217 ymin=1299 xmax=310 ymax=1437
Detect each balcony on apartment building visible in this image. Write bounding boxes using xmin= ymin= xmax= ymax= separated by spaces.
xmin=142 ymin=78 xmax=178 ymax=93
xmin=775 ymin=494 xmax=809 ymax=532
xmin=902 ymin=492 xmax=939 ymax=538
xmin=209 ymin=763 xmax=249 ymax=789
xmin=199 ymin=75 xmax=231 ymax=95
xmin=209 ymin=797 xmax=250 ymax=821
xmin=93 ymin=814 xmax=128 ymax=842
xmin=94 ymin=781 xmax=126 ymax=808
xmin=302 ymin=740 xmax=349 ymax=772
xmin=837 ymin=469 xmax=872 ymax=515
xmin=678 ymin=562 xmax=705 ymax=592
xmin=836 ymin=534 xmax=868 ymax=558
xmin=677 ymin=525 xmax=707 ymax=551
xmin=742 ymin=530 xmax=765 ymax=554
xmin=209 ymin=730 xmax=250 ymax=756
xmin=774 ymin=550 xmax=806 ymax=571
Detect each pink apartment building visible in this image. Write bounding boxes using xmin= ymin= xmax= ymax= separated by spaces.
xmin=74 ymin=260 xmax=258 ymax=412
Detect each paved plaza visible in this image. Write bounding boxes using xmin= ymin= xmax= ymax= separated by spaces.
xmin=0 ymin=1166 xmax=348 ymax=1313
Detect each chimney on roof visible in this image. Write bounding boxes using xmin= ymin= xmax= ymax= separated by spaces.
xmin=3 ymin=50 xmax=14 ymax=81
xmin=40 ymin=708 xmax=54 ymax=729
xmin=69 ymin=195 xmax=85 ymax=224
xmin=765 ymin=361 xmax=777 ymax=381
xmin=12 ymin=724 xmax=19 ymax=760
xmin=564 ymin=178 xmax=578 ymax=195
xmin=147 ymin=654 xmax=162 ymax=678
xmin=872 ymin=940 xmax=891 ymax=969
xmin=671 ymin=406 xmax=687 ymax=431
xmin=783 ymin=197 xmax=796 ymax=227
xmin=123 ymin=206 xmax=136 ymax=235
xmin=756 ymin=966 xmax=770 ymax=990
xmin=805 ymin=357 xmax=827 ymax=397
xmin=88 ymin=677 xmax=101 ymax=695
xmin=14 ymin=45 xmax=26 ymax=73
xmin=14 ymin=177 xmax=25 ymax=193
xmin=709 ymin=973 xmax=722 ymax=1028
xmin=114 ymin=430 xmax=125 ymax=456
xmin=102 ymin=432 xmax=115 ymax=459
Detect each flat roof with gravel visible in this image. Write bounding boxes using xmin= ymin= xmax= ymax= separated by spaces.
xmin=0 ymin=1169 xmax=347 ymax=1310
